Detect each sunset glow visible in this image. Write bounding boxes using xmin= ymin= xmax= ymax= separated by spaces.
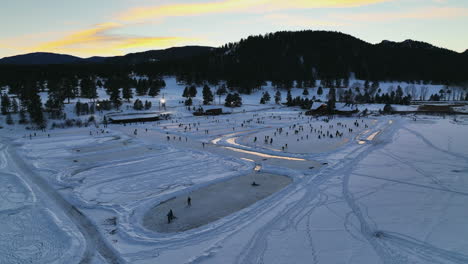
xmin=1 ymin=0 xmax=466 ymax=58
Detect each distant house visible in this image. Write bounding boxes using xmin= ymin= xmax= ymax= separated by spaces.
xmin=305 ymin=104 xmax=328 ymax=116
xmin=205 ymin=108 xmax=223 ymax=115
xmin=193 ymin=108 xmax=223 ymax=116
xmin=107 ymin=113 xmax=169 ymax=124
xmin=305 ymin=104 xmax=358 ymax=116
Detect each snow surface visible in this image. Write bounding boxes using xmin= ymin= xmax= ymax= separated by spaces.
xmin=1 ymin=77 xmax=468 ymax=263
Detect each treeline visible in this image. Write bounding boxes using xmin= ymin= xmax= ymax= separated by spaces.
xmin=2 ymin=30 xmax=468 ymax=98
xmin=0 ymin=65 xmax=165 ymax=127
xmin=134 ymin=30 xmax=468 ymax=93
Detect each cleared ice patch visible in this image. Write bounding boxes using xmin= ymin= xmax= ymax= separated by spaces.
xmin=143 ymin=172 xmax=292 ymax=233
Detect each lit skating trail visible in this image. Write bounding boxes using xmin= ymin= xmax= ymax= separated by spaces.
xmin=1 ymin=139 xmax=125 ymax=264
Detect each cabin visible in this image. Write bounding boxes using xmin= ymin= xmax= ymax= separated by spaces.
xmin=193 ymin=108 xmax=223 ymax=116
xmin=205 ymin=108 xmax=223 ymax=115
xmin=305 ymin=104 xmax=359 ymax=116
xmin=305 ymin=104 xmax=328 ymax=116
xmin=108 ymin=113 xmax=169 ymax=124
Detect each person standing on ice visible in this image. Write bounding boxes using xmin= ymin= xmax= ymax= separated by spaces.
xmin=167 ymin=209 xmax=175 ymax=223
xmin=187 ymin=196 xmax=192 ymax=207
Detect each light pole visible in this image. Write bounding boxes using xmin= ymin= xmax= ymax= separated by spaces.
xmin=160 ymin=98 xmax=166 ymax=111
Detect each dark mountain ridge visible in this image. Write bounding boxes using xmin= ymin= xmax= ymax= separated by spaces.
xmin=0 ymin=31 xmax=466 ymax=85
xmin=0 ymin=46 xmax=213 ymax=65
xmin=0 ymin=52 xmax=84 ymax=65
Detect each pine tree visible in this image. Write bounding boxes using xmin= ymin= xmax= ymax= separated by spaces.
xmin=122 ymin=85 xmax=133 ymax=102
xmin=202 ymin=85 xmax=214 ymax=105
xmin=275 ymin=90 xmax=281 ymax=104
xmin=260 ymin=91 xmax=271 ymax=104
xmin=62 ymin=78 xmax=76 ymax=104
xmin=148 ymin=85 xmax=159 ymax=97
xmin=75 ymin=101 xmax=82 ymax=116
xmin=81 ymin=77 xmax=98 ymax=100
xmin=27 ymin=92 xmax=45 ymax=128
xmin=1 ymin=93 xmax=10 ymax=115
xmin=302 ymin=88 xmax=309 ymax=96
xmin=11 ymin=99 xmax=19 ymax=113
xmin=216 ymin=85 xmax=228 ymax=104
xmin=144 ymin=101 xmax=152 ymax=110
xmin=110 ymin=87 xmax=122 ymax=109
xmin=182 ymin=87 xmax=190 ymax=98
xmin=133 ymin=99 xmax=144 ymax=110
xmin=19 ymin=107 xmax=27 ymax=124
xmin=286 ymin=90 xmax=293 ymax=106
xmin=327 ymin=87 xmax=336 ymax=113
xmin=317 ymin=87 xmax=323 ymax=96
xmin=189 ymin=85 xmax=198 ymax=97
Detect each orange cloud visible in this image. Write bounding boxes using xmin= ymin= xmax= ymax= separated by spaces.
xmin=23 ymin=23 xmax=193 ymax=57
xmin=120 ymin=0 xmax=391 ymax=21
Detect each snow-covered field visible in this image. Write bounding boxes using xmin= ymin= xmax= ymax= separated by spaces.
xmin=1 ymin=77 xmax=468 ymax=263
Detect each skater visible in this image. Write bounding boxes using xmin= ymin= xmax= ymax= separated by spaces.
xmin=187 ymin=196 xmax=192 ymax=207
xmin=167 ymin=209 xmax=175 ymax=224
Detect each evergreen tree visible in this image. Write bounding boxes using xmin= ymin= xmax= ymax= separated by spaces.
xmin=81 ymin=77 xmax=98 ymax=100
xmin=302 ymin=88 xmax=309 ymax=96
xmin=395 ymin=86 xmax=404 ymax=104
xmin=19 ymin=107 xmax=27 ymax=124
xmin=1 ymin=93 xmax=10 ymax=115
xmin=182 ymin=87 xmax=190 ymax=98
xmin=185 ymin=97 xmax=193 ymax=106
xmin=62 ymin=78 xmax=76 ymax=104
xmin=11 ymin=99 xmax=19 ymax=113
xmin=383 ymin=103 xmax=393 ymax=113
xmin=274 ymin=90 xmax=282 ymax=104
xmin=27 ymin=91 xmax=45 ymax=127
xmin=317 ymin=86 xmax=323 ymax=96
xmin=327 ymin=87 xmax=336 ymax=113
xmin=110 ymin=87 xmax=122 ymax=109
xmin=231 ymin=93 xmax=242 ymax=107
xmin=260 ymin=91 xmax=271 ymax=104
xmin=122 ymin=85 xmax=133 ymax=102
xmin=202 ymin=85 xmax=214 ymax=105
xmin=148 ymin=84 xmax=159 ymax=97
xmin=133 ymin=99 xmax=144 ymax=110
xmin=189 ymin=85 xmax=198 ymax=97
xmin=45 ymin=95 xmax=63 ymax=119
xmin=286 ymin=90 xmax=293 ymax=106
xmin=75 ymin=101 xmax=82 ymax=116
xmin=81 ymin=103 xmax=89 ymax=115
xmin=216 ymin=85 xmax=228 ymax=104
xmin=144 ymin=100 xmax=152 ymax=110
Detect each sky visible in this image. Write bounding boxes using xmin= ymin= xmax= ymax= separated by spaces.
xmin=0 ymin=0 xmax=467 ymax=58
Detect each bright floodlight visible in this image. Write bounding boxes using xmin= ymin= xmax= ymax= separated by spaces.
xmin=161 ymin=98 xmax=166 ymax=104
